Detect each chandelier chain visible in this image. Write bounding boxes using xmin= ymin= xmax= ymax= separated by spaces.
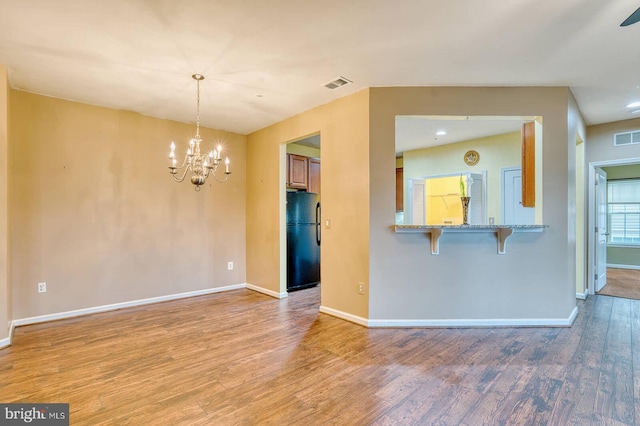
xmin=195 ymin=77 xmax=200 ymax=139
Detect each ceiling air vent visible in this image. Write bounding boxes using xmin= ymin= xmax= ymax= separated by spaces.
xmin=614 ymin=130 xmax=640 ymax=146
xmin=323 ymin=76 xmax=352 ymax=90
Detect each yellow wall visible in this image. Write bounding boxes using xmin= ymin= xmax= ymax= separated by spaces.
xmin=0 ymin=66 xmax=9 ymax=343
xmin=9 ymin=91 xmax=247 ymax=319
xmin=403 ymin=132 xmax=521 ymax=223
xmin=246 ymin=90 xmax=370 ymax=319
xmin=425 ymin=176 xmax=464 ymax=224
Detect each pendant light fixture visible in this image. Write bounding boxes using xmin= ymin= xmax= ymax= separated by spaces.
xmin=168 ymin=74 xmax=230 ymax=191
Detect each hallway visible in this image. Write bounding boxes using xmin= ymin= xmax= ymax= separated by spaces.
xmin=598 ymin=268 xmax=640 ymax=300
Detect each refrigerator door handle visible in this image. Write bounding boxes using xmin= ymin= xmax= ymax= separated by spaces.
xmin=316 ymin=202 xmax=321 ymax=245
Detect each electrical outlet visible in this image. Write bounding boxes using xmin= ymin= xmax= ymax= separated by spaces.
xmin=357 ymin=282 xmax=365 ymax=295
xmin=38 ymin=282 xmax=47 ymax=293
xmin=227 ymin=262 xmax=234 ymax=270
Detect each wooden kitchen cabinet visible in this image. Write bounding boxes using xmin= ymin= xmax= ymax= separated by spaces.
xmin=308 ymin=158 xmax=321 ymax=194
xmin=287 ymin=154 xmax=308 ymax=189
xmin=396 ymin=168 xmax=403 ymax=212
xmin=521 ymin=122 xmax=535 ymax=207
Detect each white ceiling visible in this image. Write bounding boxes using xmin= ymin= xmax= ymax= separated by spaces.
xmin=395 ymin=116 xmax=532 ymax=153
xmin=1 ymin=0 xmax=640 ymax=135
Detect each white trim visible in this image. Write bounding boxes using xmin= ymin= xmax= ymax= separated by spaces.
xmin=246 ymin=283 xmax=288 ymax=299
xmin=0 ymin=337 xmax=9 ymax=349
xmin=588 ymin=157 xmax=640 ymax=295
xmin=9 ymin=320 xmax=15 ymax=341
xmin=319 ymin=305 xmax=368 ymax=327
xmin=576 ymin=292 xmax=588 ymax=300
xmin=12 ymin=284 xmax=246 ymax=327
xmin=607 ymin=263 xmax=640 ymax=270
xmin=368 ymin=307 xmax=578 ymax=328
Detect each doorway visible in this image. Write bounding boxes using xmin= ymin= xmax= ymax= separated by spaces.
xmin=587 ymin=157 xmax=640 ymax=296
xmin=502 ymin=167 xmax=535 ymax=225
xmin=282 ymin=133 xmax=322 ymax=295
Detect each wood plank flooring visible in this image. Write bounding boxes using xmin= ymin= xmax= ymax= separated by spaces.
xmin=1 ymin=288 xmax=639 ymax=425
xmin=599 ymin=268 xmax=640 ymax=300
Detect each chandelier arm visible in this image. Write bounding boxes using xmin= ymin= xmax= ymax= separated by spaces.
xmin=173 ymin=155 xmax=191 ymax=170
xmin=171 ymin=166 xmax=191 ymax=183
xmin=210 ymin=170 xmax=230 ymax=183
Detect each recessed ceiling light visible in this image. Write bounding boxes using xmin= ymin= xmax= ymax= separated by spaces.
xmin=436 ymin=130 xmax=447 ymax=136
xmin=626 ymin=101 xmax=640 ymax=108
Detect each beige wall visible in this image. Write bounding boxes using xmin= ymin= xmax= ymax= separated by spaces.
xmin=585 ymin=118 xmax=640 ymax=286
xmin=369 ymin=87 xmax=577 ymax=322
xmin=0 ymin=66 xmax=9 ymax=341
xmin=247 ymin=90 xmax=370 ymax=318
xmin=9 ymin=91 xmax=247 ymax=319
xmin=586 ymin=118 xmax=640 ymax=163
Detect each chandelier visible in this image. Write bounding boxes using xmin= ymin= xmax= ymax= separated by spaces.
xmin=168 ymin=74 xmax=230 ymax=191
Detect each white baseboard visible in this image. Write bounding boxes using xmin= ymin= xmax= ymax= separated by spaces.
xmin=319 ymin=305 xmax=368 ymax=327
xmin=0 ymin=336 xmax=9 ymax=349
xmin=367 ymin=306 xmax=579 ymax=328
xmin=607 ymin=263 xmax=640 ymax=270
xmin=12 ymin=283 xmax=246 ymax=328
xmin=576 ymin=292 xmax=588 ymax=300
xmin=246 ymin=283 xmax=288 ymax=299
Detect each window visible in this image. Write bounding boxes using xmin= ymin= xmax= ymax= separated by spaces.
xmin=613 ymin=130 xmax=640 ymax=146
xmin=608 ymin=179 xmax=640 ymax=245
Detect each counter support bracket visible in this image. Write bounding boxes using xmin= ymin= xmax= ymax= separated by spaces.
xmin=497 ymin=227 xmax=513 ymax=255
xmin=429 ymin=228 xmax=442 ymax=255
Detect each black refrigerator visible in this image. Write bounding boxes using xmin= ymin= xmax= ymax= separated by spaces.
xmin=286 ymin=192 xmax=320 ymax=291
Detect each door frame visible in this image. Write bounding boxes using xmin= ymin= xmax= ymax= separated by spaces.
xmin=280 ymin=132 xmax=322 ymax=298
xmin=587 ymin=157 xmax=640 ymax=295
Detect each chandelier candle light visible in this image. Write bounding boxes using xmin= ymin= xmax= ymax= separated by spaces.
xmin=168 ymin=74 xmax=230 ymax=191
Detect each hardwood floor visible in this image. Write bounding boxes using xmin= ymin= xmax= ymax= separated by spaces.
xmin=599 ymin=268 xmax=640 ymax=300
xmin=1 ymin=288 xmax=639 ymax=425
